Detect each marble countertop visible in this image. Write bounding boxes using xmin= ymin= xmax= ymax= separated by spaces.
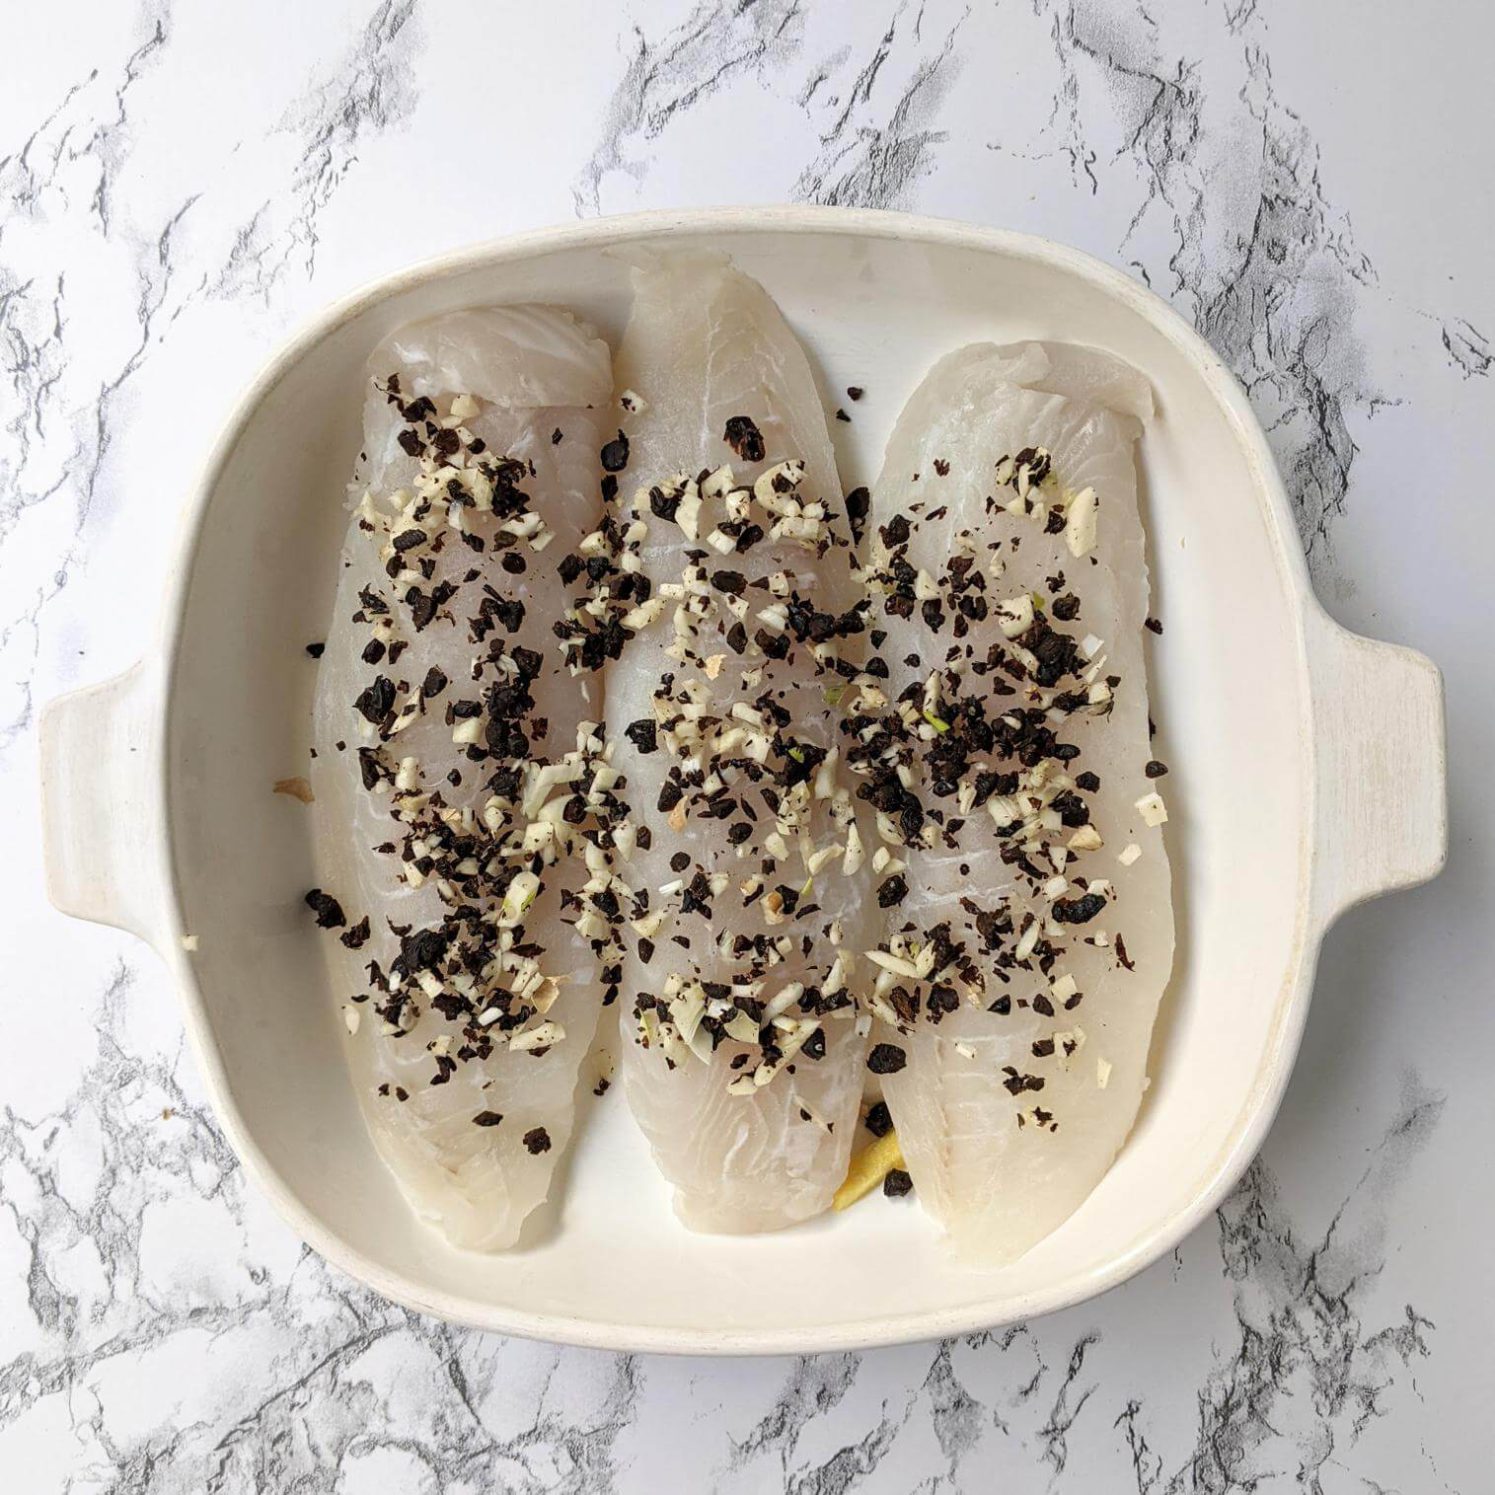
xmin=3 ymin=1 xmax=1490 ymax=1489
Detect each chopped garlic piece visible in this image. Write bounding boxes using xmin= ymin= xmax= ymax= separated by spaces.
xmin=1064 ymin=486 xmax=1098 ymax=557
xmin=1135 ymin=792 xmax=1168 ymax=827
xmin=996 ymin=593 xmax=1035 ymax=639
xmin=509 ymin=1020 xmax=565 ymax=1052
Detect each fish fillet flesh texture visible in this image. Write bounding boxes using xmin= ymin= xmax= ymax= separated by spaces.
xmin=855 ymin=340 xmax=1173 ymax=1264
xmin=600 ymin=253 xmax=874 ymax=1231
xmin=310 ymin=306 xmax=618 ymax=1250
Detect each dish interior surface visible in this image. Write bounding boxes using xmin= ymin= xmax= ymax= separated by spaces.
xmin=166 ymin=221 xmax=1306 ymax=1348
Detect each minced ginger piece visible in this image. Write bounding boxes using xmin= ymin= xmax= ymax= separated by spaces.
xmin=833 ymin=1130 xmax=905 ymax=1211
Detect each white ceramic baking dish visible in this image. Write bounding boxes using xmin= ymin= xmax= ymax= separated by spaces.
xmin=39 ymin=208 xmax=1446 ymax=1354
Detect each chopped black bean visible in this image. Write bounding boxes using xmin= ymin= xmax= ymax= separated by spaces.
xmin=600 ymin=431 xmax=630 ymax=473
xmin=723 ymin=415 xmax=766 ymax=463
xmin=304 ymin=889 xmax=346 ymax=929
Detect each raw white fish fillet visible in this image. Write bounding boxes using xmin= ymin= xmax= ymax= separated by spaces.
xmin=861 ymin=341 xmax=1173 ymax=1264
xmin=310 ymin=307 xmax=615 ymax=1250
xmin=605 ymin=253 xmax=872 ymax=1231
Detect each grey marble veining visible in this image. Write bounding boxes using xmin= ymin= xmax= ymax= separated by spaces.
xmin=2 ymin=1 xmax=1489 ymax=1490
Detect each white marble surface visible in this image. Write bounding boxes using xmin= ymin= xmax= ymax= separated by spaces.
xmin=3 ymin=1 xmax=1490 ymax=1489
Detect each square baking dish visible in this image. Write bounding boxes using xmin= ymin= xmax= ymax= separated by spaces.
xmin=39 ymin=208 xmax=1446 ymax=1353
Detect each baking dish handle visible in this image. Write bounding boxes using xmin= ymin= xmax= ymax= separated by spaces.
xmin=39 ymin=661 xmax=167 ymax=949
xmin=1307 ymin=610 xmax=1447 ymax=929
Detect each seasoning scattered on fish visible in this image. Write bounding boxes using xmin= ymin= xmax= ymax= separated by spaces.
xmin=308 ymin=306 xmax=621 ymax=1250
xmin=304 ymin=274 xmax=1173 ymax=1264
xmin=856 ymin=341 xmax=1173 ymax=1264
xmin=604 ymin=252 xmax=874 ymax=1233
